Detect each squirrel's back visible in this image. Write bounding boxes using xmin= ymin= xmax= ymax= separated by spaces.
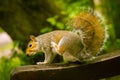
xmin=69 ymin=11 xmax=105 ymax=56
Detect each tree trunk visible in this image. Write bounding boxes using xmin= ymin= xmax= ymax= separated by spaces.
xmin=0 ymin=0 xmax=61 ymax=50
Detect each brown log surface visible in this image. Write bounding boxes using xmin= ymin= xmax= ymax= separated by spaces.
xmin=10 ymin=51 xmax=120 ymax=80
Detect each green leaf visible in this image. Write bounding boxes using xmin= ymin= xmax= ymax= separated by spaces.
xmin=56 ymin=22 xmax=64 ymax=29
xmin=46 ymin=16 xmax=58 ymax=26
xmin=40 ymin=27 xmax=52 ymax=33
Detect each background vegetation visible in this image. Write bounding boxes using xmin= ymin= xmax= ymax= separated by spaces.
xmin=0 ymin=0 xmax=120 ymax=80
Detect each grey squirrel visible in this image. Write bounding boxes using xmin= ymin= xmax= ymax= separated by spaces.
xmin=26 ymin=10 xmax=106 ymax=64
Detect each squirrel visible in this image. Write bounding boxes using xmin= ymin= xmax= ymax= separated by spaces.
xmin=26 ymin=10 xmax=106 ymax=64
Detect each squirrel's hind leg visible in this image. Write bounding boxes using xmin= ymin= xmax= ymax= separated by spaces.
xmin=63 ymin=51 xmax=79 ymax=63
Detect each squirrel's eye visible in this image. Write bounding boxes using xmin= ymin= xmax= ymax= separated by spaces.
xmin=29 ymin=44 xmax=32 ymax=47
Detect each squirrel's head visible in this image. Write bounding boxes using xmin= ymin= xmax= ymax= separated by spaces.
xmin=26 ymin=35 xmax=39 ymax=56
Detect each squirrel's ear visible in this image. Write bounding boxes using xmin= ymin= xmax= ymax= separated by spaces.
xmin=30 ymin=35 xmax=36 ymax=41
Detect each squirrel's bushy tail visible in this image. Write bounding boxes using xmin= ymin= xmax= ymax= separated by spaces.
xmin=68 ymin=10 xmax=106 ymax=56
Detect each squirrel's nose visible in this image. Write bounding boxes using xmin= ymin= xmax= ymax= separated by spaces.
xmin=26 ymin=54 xmax=30 ymax=57
xmin=26 ymin=50 xmax=30 ymax=56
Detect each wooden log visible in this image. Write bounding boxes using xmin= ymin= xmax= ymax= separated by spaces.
xmin=10 ymin=51 xmax=120 ymax=80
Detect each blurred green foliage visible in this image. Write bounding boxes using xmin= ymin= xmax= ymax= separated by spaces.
xmin=0 ymin=27 xmax=4 ymax=32
xmin=0 ymin=54 xmax=27 ymax=80
xmin=41 ymin=0 xmax=91 ymax=33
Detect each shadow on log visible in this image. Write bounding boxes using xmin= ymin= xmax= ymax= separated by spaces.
xmin=10 ymin=51 xmax=120 ymax=80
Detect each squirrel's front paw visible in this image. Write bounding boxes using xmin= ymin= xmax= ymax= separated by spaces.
xmin=36 ymin=62 xmax=47 ymax=65
xmin=51 ymin=41 xmax=59 ymax=53
xmin=51 ymin=41 xmax=58 ymax=49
